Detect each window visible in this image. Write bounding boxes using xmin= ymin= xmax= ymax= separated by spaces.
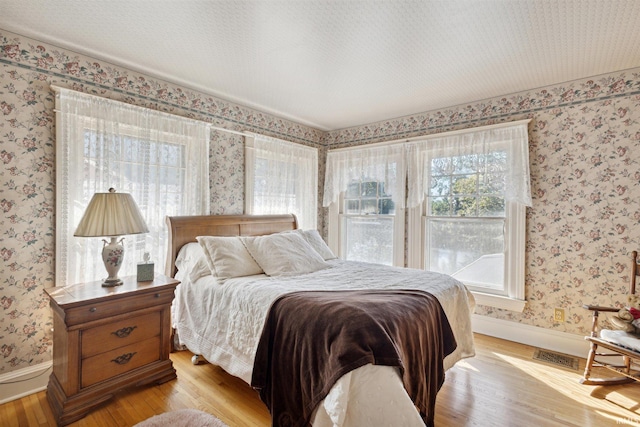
xmin=245 ymin=134 xmax=318 ymax=230
xmin=425 ymin=151 xmax=520 ymax=292
xmin=342 ymin=179 xmax=396 ymax=265
xmin=407 ymin=121 xmax=530 ymax=311
xmin=324 ymin=144 xmax=405 ymax=266
xmin=55 ymin=87 xmax=210 ymax=286
xmin=426 ymin=151 xmax=507 ymax=288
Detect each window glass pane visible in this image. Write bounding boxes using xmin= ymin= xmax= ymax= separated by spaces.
xmin=284 ymin=167 xmax=297 ymax=195
xmin=160 ymin=143 xmax=182 ymax=167
xmin=427 ymin=218 xmax=504 ymax=290
xmin=108 ymin=136 xmax=120 ymax=158
xmin=452 ymin=196 xmax=477 ymax=216
xmin=345 ymin=199 xmax=359 ymax=214
xmin=429 ymin=175 xmax=450 ymax=197
xmin=362 ymin=181 xmax=378 ymax=197
xmin=452 ymin=154 xmax=478 ymax=174
xmin=346 ymin=182 xmax=360 ymax=198
xmin=429 ymin=196 xmax=451 ymax=216
xmin=84 ymin=131 xmax=93 ymax=157
xmin=253 ymin=158 xmax=298 ymax=200
xmin=431 ymin=157 xmax=453 ymax=175
xmin=123 ymin=136 xmax=140 ymax=161
xmin=379 ymin=182 xmax=391 ymax=198
xmin=121 ymin=163 xmax=138 ymax=192
xmin=148 ymin=140 xmax=158 ymax=162
xmin=361 ymin=199 xmax=378 ymax=214
xmin=478 ymin=196 xmax=505 ymax=217
xmin=254 ymin=176 xmax=267 ymax=193
xmin=451 ymin=174 xmax=476 ymax=195
xmin=345 ymin=216 xmax=394 ymax=265
xmin=485 ymin=151 xmax=507 ymax=172
xmin=479 ymin=173 xmax=505 ymax=194
xmin=166 ymin=165 xmax=183 ymax=187
xmin=378 ymin=198 xmax=395 ymax=215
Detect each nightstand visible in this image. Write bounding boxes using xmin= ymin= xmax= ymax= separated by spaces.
xmin=44 ymin=274 xmax=179 ymax=426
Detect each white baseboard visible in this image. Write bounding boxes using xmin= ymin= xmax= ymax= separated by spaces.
xmin=472 ymin=314 xmax=590 ymax=358
xmin=0 ymin=361 xmax=52 ymax=404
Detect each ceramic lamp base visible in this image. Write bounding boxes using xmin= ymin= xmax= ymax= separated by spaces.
xmin=102 ymin=277 xmax=123 ymax=287
xmin=102 ymin=237 xmax=125 ymax=287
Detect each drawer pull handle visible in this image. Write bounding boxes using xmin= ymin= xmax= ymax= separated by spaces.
xmin=111 ymin=352 xmax=137 ymax=365
xmin=89 ymin=307 xmax=97 ymax=312
xmin=112 ymin=326 xmax=137 ymax=338
xmin=155 ymin=293 xmax=160 ymax=298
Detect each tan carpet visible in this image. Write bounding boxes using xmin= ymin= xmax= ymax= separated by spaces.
xmin=134 ymin=409 xmax=229 ymax=427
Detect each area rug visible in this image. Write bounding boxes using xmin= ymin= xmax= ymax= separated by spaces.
xmin=134 ymin=409 xmax=229 ymax=427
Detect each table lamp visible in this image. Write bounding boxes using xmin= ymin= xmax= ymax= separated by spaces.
xmin=74 ymin=188 xmax=149 ymax=287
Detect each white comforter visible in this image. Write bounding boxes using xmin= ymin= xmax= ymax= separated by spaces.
xmin=173 ymin=259 xmax=475 ymax=426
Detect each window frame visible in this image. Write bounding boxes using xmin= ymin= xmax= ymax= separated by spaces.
xmin=326 ymin=148 xmax=406 ymax=267
xmin=407 ymin=142 xmax=526 ymax=312
xmin=55 ymin=89 xmax=210 ymax=286
xmin=59 ymin=120 xmax=193 ymax=283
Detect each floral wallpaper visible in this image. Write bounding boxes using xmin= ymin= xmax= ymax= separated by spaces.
xmin=325 ymin=70 xmax=640 ymax=337
xmin=0 ymin=30 xmax=323 ymax=375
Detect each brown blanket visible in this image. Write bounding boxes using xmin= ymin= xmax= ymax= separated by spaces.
xmin=251 ymin=289 xmax=457 ymax=427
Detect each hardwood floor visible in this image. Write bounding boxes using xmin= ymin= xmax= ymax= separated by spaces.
xmin=2 ymin=333 xmax=639 ymax=426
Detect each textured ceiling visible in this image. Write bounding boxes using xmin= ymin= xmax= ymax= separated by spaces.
xmin=1 ymin=0 xmax=640 ymax=131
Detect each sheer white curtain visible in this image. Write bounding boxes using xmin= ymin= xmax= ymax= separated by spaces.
xmin=245 ymin=134 xmax=318 ymax=230
xmin=406 ymin=121 xmax=532 ymax=208
xmin=323 ymin=143 xmax=407 ymax=208
xmin=55 ymin=87 xmax=210 ymax=286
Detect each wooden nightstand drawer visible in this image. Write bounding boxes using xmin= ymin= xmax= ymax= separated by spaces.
xmin=81 ymin=336 xmax=161 ymax=388
xmin=64 ymin=288 xmax=175 ymax=326
xmin=81 ymin=311 xmax=160 ymax=358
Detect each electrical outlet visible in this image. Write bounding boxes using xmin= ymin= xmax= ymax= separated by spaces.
xmin=554 ymin=308 xmax=565 ymax=323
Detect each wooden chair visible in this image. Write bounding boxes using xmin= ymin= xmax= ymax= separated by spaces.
xmin=580 ymin=251 xmax=640 ymax=385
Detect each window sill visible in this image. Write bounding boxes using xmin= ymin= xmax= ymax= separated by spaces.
xmin=471 ymin=291 xmax=526 ymax=312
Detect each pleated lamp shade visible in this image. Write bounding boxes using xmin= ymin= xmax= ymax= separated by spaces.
xmin=74 ymin=188 xmax=149 ymax=286
xmin=74 ymin=188 xmax=149 ymax=237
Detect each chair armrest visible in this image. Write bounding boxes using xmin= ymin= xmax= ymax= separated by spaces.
xmin=582 ymin=304 xmax=620 ymax=312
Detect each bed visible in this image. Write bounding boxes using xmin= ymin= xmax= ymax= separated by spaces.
xmin=165 ymin=214 xmax=475 ymax=427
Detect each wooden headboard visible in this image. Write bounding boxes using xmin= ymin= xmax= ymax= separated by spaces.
xmin=165 ymin=214 xmax=298 ymax=278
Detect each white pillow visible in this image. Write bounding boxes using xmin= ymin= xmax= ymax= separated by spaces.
xmin=189 ymin=257 xmax=213 ymax=283
xmin=175 ymin=242 xmax=203 ymax=271
xmin=175 ymin=242 xmax=211 ymax=282
xmin=300 ymin=229 xmax=337 ymax=260
xmin=197 ymin=235 xmax=263 ymax=279
xmin=240 ymin=232 xmax=329 ymax=277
